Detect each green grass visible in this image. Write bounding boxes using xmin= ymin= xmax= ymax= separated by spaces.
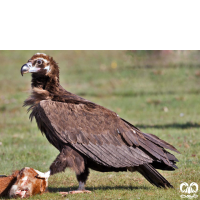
xmin=0 ymin=50 xmax=200 ymax=199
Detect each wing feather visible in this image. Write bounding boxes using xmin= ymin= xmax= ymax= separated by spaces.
xmin=33 ymin=100 xmax=177 ymax=168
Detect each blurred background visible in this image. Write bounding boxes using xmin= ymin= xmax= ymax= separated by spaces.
xmin=1 ymin=50 xmax=200 ymax=125
xmin=0 ymin=50 xmax=199 ymax=199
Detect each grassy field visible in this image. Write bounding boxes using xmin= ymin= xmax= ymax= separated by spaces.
xmin=0 ymin=50 xmax=200 ymax=199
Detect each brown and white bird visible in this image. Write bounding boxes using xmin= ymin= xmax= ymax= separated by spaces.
xmin=21 ymin=53 xmax=180 ymax=194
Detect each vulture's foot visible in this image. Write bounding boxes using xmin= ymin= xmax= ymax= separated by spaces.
xmin=60 ymin=190 xmax=91 ymax=195
xmin=60 ymin=181 xmax=91 ymax=195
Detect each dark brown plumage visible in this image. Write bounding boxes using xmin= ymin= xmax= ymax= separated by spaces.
xmin=21 ymin=53 xmax=180 ymax=191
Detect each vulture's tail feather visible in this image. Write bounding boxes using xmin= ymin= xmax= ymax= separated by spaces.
xmin=137 ymin=164 xmax=173 ymax=188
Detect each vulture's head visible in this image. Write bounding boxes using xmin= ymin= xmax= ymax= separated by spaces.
xmin=21 ymin=53 xmax=59 ymax=79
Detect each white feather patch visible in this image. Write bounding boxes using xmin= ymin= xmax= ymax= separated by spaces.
xmin=35 ymin=53 xmax=46 ymax=56
xmin=39 ymin=58 xmax=48 ymax=63
xmin=132 ymin=129 xmax=136 ymax=133
xmin=34 ymin=53 xmax=48 ymax=63
xmin=44 ymin=65 xmax=50 ymax=72
xmin=29 ymin=66 xmax=41 ymax=73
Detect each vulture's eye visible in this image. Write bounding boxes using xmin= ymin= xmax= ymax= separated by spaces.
xmin=37 ymin=60 xmax=42 ymax=65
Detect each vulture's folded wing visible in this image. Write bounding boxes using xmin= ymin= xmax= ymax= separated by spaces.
xmin=32 ymin=100 xmax=178 ymax=168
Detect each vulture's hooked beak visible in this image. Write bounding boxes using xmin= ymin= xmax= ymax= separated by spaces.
xmin=21 ymin=62 xmax=40 ymax=76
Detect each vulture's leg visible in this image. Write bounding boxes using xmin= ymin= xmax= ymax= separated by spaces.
xmin=75 ymin=166 xmax=91 ymax=193
xmin=37 ymin=145 xmax=92 ymax=195
xmin=48 ymin=146 xmax=85 ymax=175
xmin=43 ymin=146 xmax=91 ymax=195
xmin=60 ymin=165 xmax=91 ymax=195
